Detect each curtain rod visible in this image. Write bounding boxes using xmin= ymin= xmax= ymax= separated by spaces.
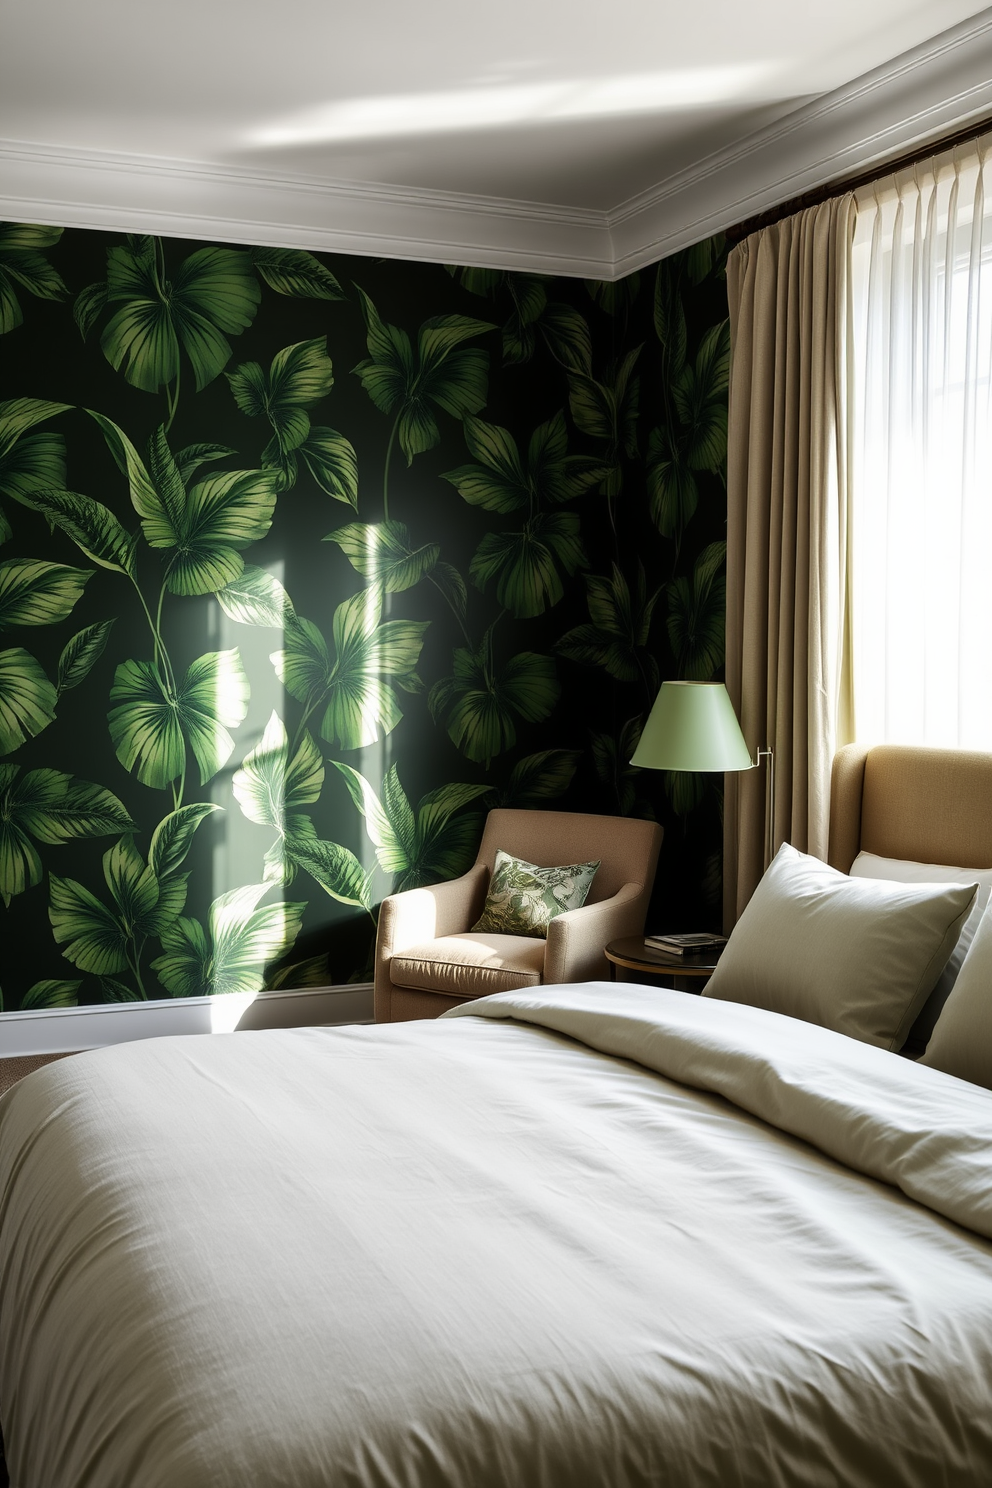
xmin=725 ymin=112 xmax=992 ymax=243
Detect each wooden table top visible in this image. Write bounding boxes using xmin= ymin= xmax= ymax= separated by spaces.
xmin=605 ymin=935 xmax=724 ymax=976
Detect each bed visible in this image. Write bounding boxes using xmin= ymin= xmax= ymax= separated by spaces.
xmin=2 ymin=745 xmax=992 ymax=1487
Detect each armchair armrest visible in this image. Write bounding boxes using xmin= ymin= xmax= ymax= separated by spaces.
xmin=375 ymin=863 xmax=489 ymax=961
xmin=543 ymin=882 xmax=646 ymax=985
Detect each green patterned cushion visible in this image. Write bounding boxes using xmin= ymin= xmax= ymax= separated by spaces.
xmin=472 ymin=848 xmax=600 ymax=939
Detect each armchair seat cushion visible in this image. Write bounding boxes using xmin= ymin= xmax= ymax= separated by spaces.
xmin=390 ymin=933 xmax=545 ymax=1000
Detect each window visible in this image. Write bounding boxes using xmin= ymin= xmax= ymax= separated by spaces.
xmin=850 ymin=143 xmax=992 ymax=748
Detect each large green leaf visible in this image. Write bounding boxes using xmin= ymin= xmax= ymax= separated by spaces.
xmin=489 ymin=749 xmax=581 ymax=808
xmin=470 ymin=512 xmax=586 ymax=618
xmin=149 ymin=803 xmax=221 ymax=879
xmin=0 ymin=559 xmax=91 ymax=629
xmin=672 ymin=320 xmax=731 ymax=472
xmin=250 ymin=247 xmax=344 ymax=300
xmin=49 ymin=872 xmax=129 ymax=975
xmin=352 ymin=289 xmax=494 ymax=463
xmin=90 ymin=237 xmax=261 ymax=392
xmin=282 ymin=815 xmax=373 ymax=909
xmin=57 ymin=620 xmax=116 ymax=694
xmin=20 ymin=979 xmax=81 ymax=1011
xmin=264 ymin=952 xmax=332 ymax=991
xmin=174 ymin=442 xmax=237 ymax=486
xmin=216 ymin=565 xmax=295 ymax=628
xmin=0 ymin=224 xmax=67 ymax=334
xmin=227 ymin=337 xmax=334 ymax=461
xmin=667 ymin=541 xmax=727 ymax=681
xmin=429 ymin=631 xmax=560 ymax=766
xmin=592 ymin=718 xmax=657 ymax=819
xmin=0 ymin=647 xmax=57 ymax=754
xmin=109 ymin=649 xmax=250 ymax=788
xmin=585 ymin=275 xmax=642 ymax=316
xmin=557 ymin=564 xmax=660 ymax=687
xmin=27 ymin=486 xmax=138 ymax=577
xmin=567 ymin=348 xmax=642 ymax=497
xmin=104 ymin=837 xmax=160 ymax=932
xmin=654 ymin=260 xmax=688 ymax=382
xmin=325 ymin=520 xmax=439 ymax=593
xmin=0 ymin=398 xmax=70 ymax=545
xmin=232 ymin=712 xmax=323 ymax=830
xmin=151 ymin=883 xmax=306 ymax=997
xmin=12 ymin=767 xmax=135 ymax=846
xmin=646 ymin=426 xmax=699 ymax=539
xmin=298 ymin=427 xmax=359 ymax=506
xmin=0 ymin=396 xmax=69 ymax=535
xmin=135 ymin=426 xmax=278 ymax=596
xmin=273 ymin=594 xmax=427 ymax=751
xmin=443 ymin=411 xmax=607 ymax=515
xmin=333 ymin=760 xmax=487 ymax=890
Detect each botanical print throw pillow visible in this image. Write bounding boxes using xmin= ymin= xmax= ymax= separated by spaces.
xmin=472 ymin=849 xmax=600 ymax=939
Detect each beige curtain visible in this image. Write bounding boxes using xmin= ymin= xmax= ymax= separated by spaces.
xmin=724 ymin=197 xmax=857 ymax=927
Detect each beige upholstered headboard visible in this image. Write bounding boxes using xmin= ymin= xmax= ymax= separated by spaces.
xmin=828 ymin=744 xmax=992 ymax=874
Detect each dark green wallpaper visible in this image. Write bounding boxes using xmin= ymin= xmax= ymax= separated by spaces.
xmin=0 ymin=222 xmax=729 ymax=1014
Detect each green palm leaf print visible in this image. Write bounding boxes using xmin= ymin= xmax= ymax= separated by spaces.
xmin=81 ymin=235 xmax=261 ymax=394
xmin=325 ymin=520 xmax=440 ymax=593
xmin=0 ymin=647 xmax=58 ymax=754
xmin=0 ymin=763 xmax=135 ymax=904
xmin=443 ymin=412 xmax=608 ymax=514
xmin=150 ymin=883 xmax=306 ymax=997
xmin=233 ymin=712 xmax=324 ymax=832
xmin=352 ymin=288 xmax=494 ymax=464
xmin=0 ymin=224 xmax=67 ymax=334
xmin=272 ymin=593 xmax=427 ymax=751
xmin=0 ymin=559 xmax=92 ymax=629
xmin=429 ymin=628 xmax=560 ymax=766
xmin=667 ymin=541 xmax=727 ymax=681
xmin=109 ymin=648 xmax=250 ymax=789
xmin=333 ymin=761 xmax=488 ymax=890
xmin=557 ymin=564 xmax=660 ymax=688
xmin=469 ymin=513 xmax=586 ymax=618
xmin=56 ymin=620 xmax=116 ymax=695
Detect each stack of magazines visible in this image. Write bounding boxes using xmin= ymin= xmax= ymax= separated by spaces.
xmin=643 ymin=932 xmax=728 ymax=955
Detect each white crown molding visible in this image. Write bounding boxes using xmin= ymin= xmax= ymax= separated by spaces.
xmin=0 ymin=139 xmax=613 ymax=278
xmin=1 ymin=10 xmax=992 ymax=280
xmin=610 ymin=6 xmax=992 ymax=274
xmin=0 ymin=982 xmax=373 ymax=1057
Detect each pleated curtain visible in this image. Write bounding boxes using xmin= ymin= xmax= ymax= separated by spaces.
xmin=724 ymin=198 xmax=857 ymax=927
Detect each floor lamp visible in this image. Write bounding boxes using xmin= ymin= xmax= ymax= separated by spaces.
xmin=630 ymin=681 xmax=776 ymax=868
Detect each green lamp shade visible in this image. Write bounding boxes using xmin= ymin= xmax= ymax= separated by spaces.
xmin=630 ymin=682 xmax=754 ymax=772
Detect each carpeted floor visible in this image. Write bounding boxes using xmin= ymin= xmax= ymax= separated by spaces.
xmin=0 ymin=1051 xmax=78 ymax=1098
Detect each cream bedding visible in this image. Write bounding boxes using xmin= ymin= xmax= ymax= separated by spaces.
xmin=2 ymin=983 xmax=992 ymax=1487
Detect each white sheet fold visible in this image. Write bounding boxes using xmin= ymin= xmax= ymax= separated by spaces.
xmin=446 ymin=982 xmax=992 ymax=1240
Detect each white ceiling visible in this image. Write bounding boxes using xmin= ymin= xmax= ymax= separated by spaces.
xmin=3 ymin=0 xmax=992 ymax=277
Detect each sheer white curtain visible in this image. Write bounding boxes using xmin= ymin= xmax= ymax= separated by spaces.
xmin=851 ymin=137 xmax=992 ymax=748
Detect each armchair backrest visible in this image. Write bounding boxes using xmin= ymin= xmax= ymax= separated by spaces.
xmin=475 ymin=809 xmax=662 ymax=903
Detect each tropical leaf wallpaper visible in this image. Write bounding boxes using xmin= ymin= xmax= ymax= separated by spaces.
xmin=0 ymin=222 xmax=729 ymax=1015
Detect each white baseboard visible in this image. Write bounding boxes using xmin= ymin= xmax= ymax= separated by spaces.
xmin=0 ymin=983 xmax=374 ymax=1057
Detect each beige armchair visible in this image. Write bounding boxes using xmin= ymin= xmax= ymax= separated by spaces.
xmin=374 ymin=808 xmax=663 ymax=1022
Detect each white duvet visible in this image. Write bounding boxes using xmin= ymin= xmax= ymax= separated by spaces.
xmin=2 ymin=983 xmax=992 ymax=1487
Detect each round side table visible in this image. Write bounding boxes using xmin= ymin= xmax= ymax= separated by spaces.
xmin=604 ymin=936 xmax=723 ymax=993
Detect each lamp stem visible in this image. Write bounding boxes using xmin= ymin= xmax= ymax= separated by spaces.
xmin=756 ymin=746 xmax=775 ymax=868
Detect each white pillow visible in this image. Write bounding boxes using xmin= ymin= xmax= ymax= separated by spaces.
xmin=850 ymin=851 xmax=992 ymax=1053
xmin=702 ymin=844 xmax=978 ymax=1050
xmin=921 ymin=899 xmax=992 ymax=1090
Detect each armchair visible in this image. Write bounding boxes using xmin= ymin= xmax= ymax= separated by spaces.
xmin=374 ymin=808 xmax=663 ymax=1022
